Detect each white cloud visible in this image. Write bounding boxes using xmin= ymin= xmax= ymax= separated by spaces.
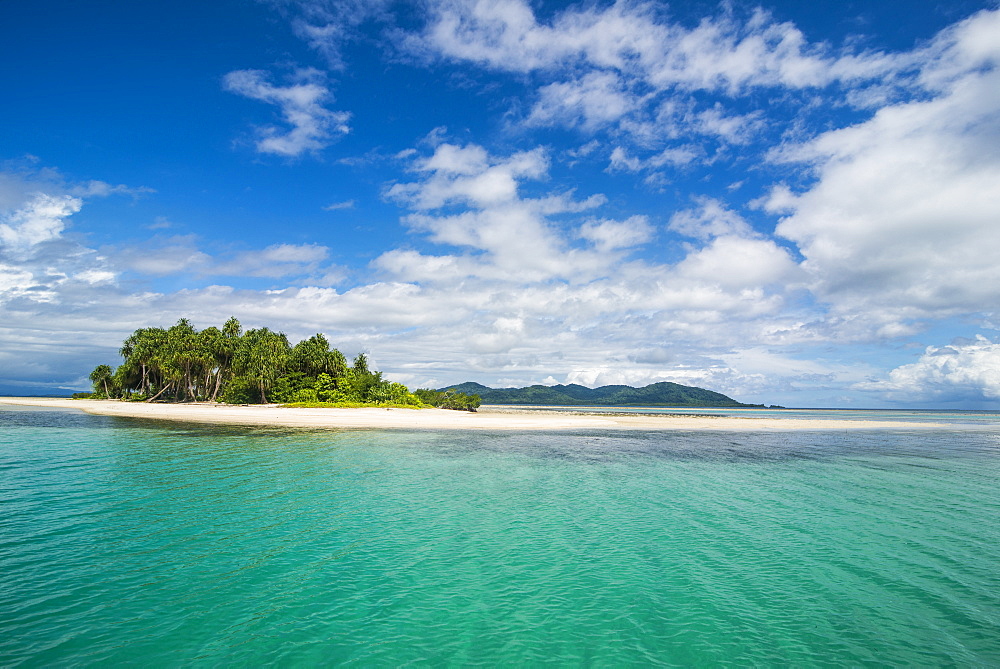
xmin=6 ymin=8 xmax=1000 ymax=406
xmin=358 ymin=141 xmax=812 ymax=390
xmin=410 ymin=0 xmax=902 ymax=144
xmin=856 ymin=336 xmax=1000 ymax=402
xmin=608 ymin=145 xmax=699 ymax=173
xmin=668 ymin=197 xmax=755 ymax=241
xmin=579 ymin=216 xmax=653 ymax=252
xmin=674 ymin=236 xmax=799 ymax=290
xmin=608 ymin=146 xmax=642 ymax=172
xmin=147 ymin=216 xmax=172 ymax=230
xmin=372 ymin=249 xmax=473 ymax=284
xmin=527 ymin=72 xmax=638 ymax=130
xmin=383 ymin=141 xmax=622 ymax=281
xmin=416 ymin=0 xmax=855 ymax=89
xmin=0 ymin=263 xmax=35 ymax=295
xmin=69 ymin=180 xmax=155 ymax=198
xmin=694 ymin=104 xmax=763 ymax=144
xmin=113 ymin=238 xmax=333 ymax=280
xmin=113 ymin=236 xmax=211 ymax=276
xmin=323 ymin=199 xmax=355 ymax=210
xmin=214 ymin=243 xmax=331 ymax=278
xmin=285 ymin=0 xmax=395 ymax=69
xmin=76 ymin=269 xmax=116 ymax=285
xmin=0 ymin=193 xmax=82 ymax=256
xmin=223 ymin=68 xmax=350 ymax=157
xmin=387 ymin=143 xmax=549 ymax=210
xmin=768 ymin=8 xmax=1000 ymax=332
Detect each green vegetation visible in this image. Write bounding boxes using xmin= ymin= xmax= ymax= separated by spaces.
xmin=412 ymin=388 xmax=482 ymax=412
xmin=86 ymin=317 xmax=745 ymax=410
xmin=85 ymin=317 xmax=476 ymax=409
xmin=444 ymin=381 xmax=757 ymax=408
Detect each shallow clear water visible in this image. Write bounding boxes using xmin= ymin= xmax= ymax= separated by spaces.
xmin=496 ymin=404 xmax=1000 ymax=427
xmin=2 ymin=405 xmax=999 ymax=666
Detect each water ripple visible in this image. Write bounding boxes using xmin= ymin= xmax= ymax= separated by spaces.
xmin=1 ymin=409 xmax=998 ymax=665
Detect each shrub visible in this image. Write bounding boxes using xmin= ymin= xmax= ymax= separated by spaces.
xmin=220 ymin=377 xmax=260 ymax=404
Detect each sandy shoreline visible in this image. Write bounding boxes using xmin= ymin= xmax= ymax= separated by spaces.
xmin=0 ymin=397 xmax=948 ymax=431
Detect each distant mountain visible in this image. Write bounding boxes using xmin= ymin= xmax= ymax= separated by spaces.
xmin=0 ymin=384 xmax=80 ymax=398
xmin=441 ymin=381 xmax=759 ymax=408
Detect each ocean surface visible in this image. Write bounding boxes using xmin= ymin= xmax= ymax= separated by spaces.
xmin=2 ymin=404 xmax=998 ymax=666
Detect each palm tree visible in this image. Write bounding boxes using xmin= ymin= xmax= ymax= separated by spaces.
xmin=112 ymin=360 xmax=140 ymax=399
xmin=347 ymin=353 xmax=381 ymax=401
xmin=233 ymin=327 xmax=290 ymax=403
xmin=209 ymin=317 xmax=242 ymax=401
xmin=120 ymin=327 xmax=169 ymax=397
xmin=89 ymin=364 xmax=113 ymax=398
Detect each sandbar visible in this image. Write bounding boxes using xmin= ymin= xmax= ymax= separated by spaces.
xmin=0 ymin=397 xmax=947 ymax=431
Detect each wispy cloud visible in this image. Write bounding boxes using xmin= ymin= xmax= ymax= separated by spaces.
xmin=223 ymin=68 xmax=350 ymax=157
xmin=401 ymin=0 xmax=923 ymax=183
xmin=283 ymin=0 xmax=396 ymax=69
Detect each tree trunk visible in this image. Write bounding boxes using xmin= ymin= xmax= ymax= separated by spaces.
xmin=146 ymin=382 xmax=173 ymax=403
xmin=211 ymin=366 xmax=225 ymax=402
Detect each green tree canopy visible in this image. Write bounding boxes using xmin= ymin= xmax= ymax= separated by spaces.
xmin=88 ymin=317 xmax=468 ymax=410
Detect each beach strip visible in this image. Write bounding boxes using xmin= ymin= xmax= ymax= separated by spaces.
xmin=0 ymin=397 xmax=948 ymax=431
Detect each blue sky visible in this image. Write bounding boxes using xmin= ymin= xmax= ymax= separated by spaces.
xmin=2 ymin=0 xmax=999 ymax=407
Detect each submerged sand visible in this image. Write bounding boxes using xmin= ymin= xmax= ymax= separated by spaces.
xmin=0 ymin=397 xmax=946 ymax=431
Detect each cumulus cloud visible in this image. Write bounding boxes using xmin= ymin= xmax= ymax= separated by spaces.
xmin=0 ymin=165 xmax=155 ymax=263
xmin=359 ymin=139 xmax=811 ymax=394
xmin=527 ymin=72 xmax=638 ymax=130
xmin=668 ymin=197 xmax=756 ymax=241
xmin=856 ymin=336 xmax=1000 ymax=402
xmin=386 ymin=143 xmax=549 ymax=210
xmin=414 ymin=0 xmax=855 ymax=87
xmin=579 ymin=216 xmax=653 ymax=252
xmin=382 ymin=141 xmax=642 ymax=280
xmin=768 ymin=8 xmax=1000 ymax=334
xmin=674 ymin=236 xmax=800 ymax=290
xmin=223 ymin=68 xmax=350 ymax=156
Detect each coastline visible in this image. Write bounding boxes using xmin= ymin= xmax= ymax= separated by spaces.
xmin=0 ymin=397 xmax=949 ymax=431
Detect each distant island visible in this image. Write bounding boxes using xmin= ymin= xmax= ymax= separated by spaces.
xmin=442 ymin=382 xmax=763 ymax=408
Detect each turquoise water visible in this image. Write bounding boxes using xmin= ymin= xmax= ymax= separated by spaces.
xmin=2 ymin=405 xmax=999 ymax=666
xmin=498 ymin=404 xmax=1000 ymax=426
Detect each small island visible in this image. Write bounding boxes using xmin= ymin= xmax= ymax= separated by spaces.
xmin=83 ymin=318 xmax=481 ymax=411
xmin=83 ymin=318 xmax=767 ymax=413
xmin=56 ymin=318 xmax=879 ymax=431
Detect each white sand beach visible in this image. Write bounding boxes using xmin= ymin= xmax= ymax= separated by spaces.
xmin=0 ymin=397 xmax=945 ymax=430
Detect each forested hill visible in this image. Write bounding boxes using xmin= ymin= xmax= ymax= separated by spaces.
xmin=442 ymin=382 xmax=759 ymax=408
